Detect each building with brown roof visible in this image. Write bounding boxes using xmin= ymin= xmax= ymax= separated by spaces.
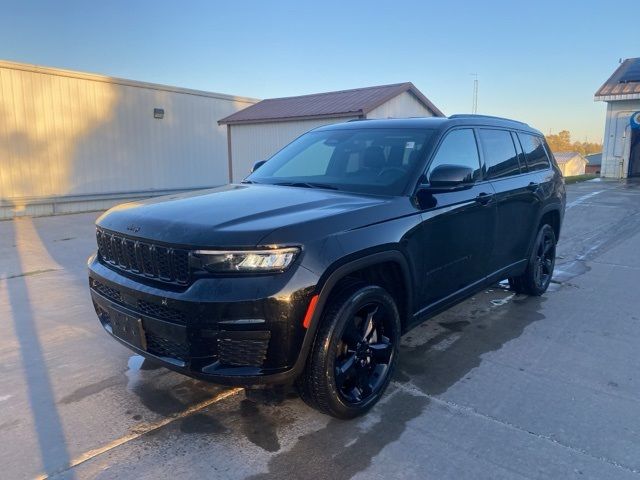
xmin=219 ymin=82 xmax=443 ymax=181
xmin=594 ymin=58 xmax=640 ymax=178
xmin=552 ymin=151 xmax=587 ymax=177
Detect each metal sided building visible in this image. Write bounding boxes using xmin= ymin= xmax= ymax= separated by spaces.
xmin=552 ymin=152 xmax=588 ymax=177
xmin=595 ymin=58 xmax=640 ymax=179
xmin=218 ymin=82 xmax=444 ymax=182
xmin=0 ymin=60 xmax=258 ymax=219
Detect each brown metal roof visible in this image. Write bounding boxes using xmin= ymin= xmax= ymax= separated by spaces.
xmin=218 ymin=82 xmax=444 ymax=125
xmin=553 ymin=151 xmax=586 ymax=165
xmin=595 ymin=58 xmax=640 ymax=100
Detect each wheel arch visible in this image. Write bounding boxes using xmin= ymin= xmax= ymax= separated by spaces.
xmin=525 ymin=204 xmax=562 ymax=259
xmin=294 ymin=250 xmax=413 ymax=376
xmin=538 ymin=206 xmax=562 ymax=240
xmin=314 ymin=250 xmax=413 ymax=329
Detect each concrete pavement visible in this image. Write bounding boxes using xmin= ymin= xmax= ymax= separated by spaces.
xmin=1 ymin=179 xmax=640 ymax=479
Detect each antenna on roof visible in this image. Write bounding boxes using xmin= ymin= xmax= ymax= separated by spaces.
xmin=470 ymin=73 xmax=478 ymax=114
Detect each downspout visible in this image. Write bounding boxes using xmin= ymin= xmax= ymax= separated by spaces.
xmin=226 ymin=125 xmax=233 ymax=183
xmin=621 ymin=125 xmax=630 ymax=179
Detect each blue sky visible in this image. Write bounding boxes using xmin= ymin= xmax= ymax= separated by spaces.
xmin=1 ymin=0 xmax=636 ymax=142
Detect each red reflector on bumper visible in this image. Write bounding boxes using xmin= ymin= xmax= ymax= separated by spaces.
xmin=303 ymin=294 xmax=319 ymax=329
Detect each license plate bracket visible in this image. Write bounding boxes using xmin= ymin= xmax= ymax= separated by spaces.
xmin=111 ymin=310 xmax=147 ymax=350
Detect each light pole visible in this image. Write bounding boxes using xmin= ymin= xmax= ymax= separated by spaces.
xmin=470 ymin=73 xmax=478 ymax=114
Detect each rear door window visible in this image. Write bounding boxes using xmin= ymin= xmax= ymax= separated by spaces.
xmin=518 ymin=133 xmax=550 ymax=171
xmin=511 ymin=131 xmax=527 ymax=172
xmin=427 ymin=129 xmax=482 ymax=181
xmin=478 ymin=129 xmax=521 ymax=179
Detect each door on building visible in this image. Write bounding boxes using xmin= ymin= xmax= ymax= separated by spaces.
xmin=629 ymin=129 xmax=640 ymax=177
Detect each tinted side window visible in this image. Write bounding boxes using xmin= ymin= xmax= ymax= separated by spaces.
xmin=478 ymin=129 xmax=521 ymax=179
xmin=427 ymin=129 xmax=481 ymax=181
xmin=519 ymin=133 xmax=550 ymax=171
xmin=511 ymin=131 xmax=527 ymax=172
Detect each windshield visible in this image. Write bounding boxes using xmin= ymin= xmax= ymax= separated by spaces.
xmin=246 ymin=128 xmax=435 ymax=195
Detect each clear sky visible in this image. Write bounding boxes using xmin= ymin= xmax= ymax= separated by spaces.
xmin=1 ymin=0 xmax=636 ymax=142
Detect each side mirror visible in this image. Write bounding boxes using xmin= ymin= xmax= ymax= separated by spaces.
xmin=251 ymin=160 xmax=267 ymax=173
xmin=423 ymin=164 xmax=475 ymax=192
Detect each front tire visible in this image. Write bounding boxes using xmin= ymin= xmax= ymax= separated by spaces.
xmin=297 ymin=282 xmax=400 ymax=419
xmin=509 ymin=224 xmax=556 ymax=296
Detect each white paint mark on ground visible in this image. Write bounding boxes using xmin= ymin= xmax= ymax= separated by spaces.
xmin=0 ymin=395 xmax=11 ymax=402
xmin=566 ymin=190 xmax=604 ymax=209
xmin=576 ymin=242 xmax=606 ymax=261
xmin=356 ymin=410 xmax=382 ymax=434
xmin=491 ymin=293 xmax=515 ymax=307
xmin=391 ymin=381 xmax=430 ymax=398
xmin=431 ymin=334 xmax=461 ymax=351
xmin=344 ymin=437 xmax=358 ymax=448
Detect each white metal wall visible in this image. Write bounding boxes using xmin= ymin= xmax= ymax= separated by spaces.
xmin=366 ymin=91 xmax=434 ymax=119
xmin=558 ymin=157 xmax=587 ymax=177
xmin=0 ymin=60 xmax=257 ymax=218
xmin=229 ymin=117 xmax=357 ymax=182
xmin=600 ymin=99 xmax=640 ymax=178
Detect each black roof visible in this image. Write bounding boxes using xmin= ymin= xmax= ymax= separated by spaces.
xmin=585 ymin=153 xmax=602 ymax=166
xmin=314 ymin=115 xmax=542 ymax=135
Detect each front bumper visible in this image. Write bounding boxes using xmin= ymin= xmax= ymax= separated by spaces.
xmin=88 ymin=254 xmax=319 ymax=386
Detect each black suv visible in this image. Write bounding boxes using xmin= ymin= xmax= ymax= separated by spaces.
xmin=89 ymin=115 xmax=565 ymax=418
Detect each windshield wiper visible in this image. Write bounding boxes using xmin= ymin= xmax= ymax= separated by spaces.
xmin=240 ymin=180 xmax=259 ymax=184
xmin=273 ymin=181 xmax=338 ymax=190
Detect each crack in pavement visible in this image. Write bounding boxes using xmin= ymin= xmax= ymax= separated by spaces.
xmin=1 ymin=268 xmax=60 ymax=280
xmin=42 ymin=388 xmax=244 ymax=480
xmin=392 ymin=381 xmax=640 ymax=476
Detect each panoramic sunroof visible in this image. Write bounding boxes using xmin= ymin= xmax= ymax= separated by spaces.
xmin=619 ymin=61 xmax=640 ymax=83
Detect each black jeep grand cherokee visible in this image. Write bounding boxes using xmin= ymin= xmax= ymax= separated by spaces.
xmin=89 ymin=115 xmax=565 ymax=418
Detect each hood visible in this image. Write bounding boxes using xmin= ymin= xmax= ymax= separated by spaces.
xmin=96 ymin=184 xmax=390 ymax=247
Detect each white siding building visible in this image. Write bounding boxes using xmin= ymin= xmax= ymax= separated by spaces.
xmin=219 ymin=83 xmax=444 ymax=182
xmin=0 ymin=60 xmax=258 ymax=219
xmin=552 ymin=152 xmax=587 ymax=177
xmin=595 ymin=58 xmax=640 ymax=179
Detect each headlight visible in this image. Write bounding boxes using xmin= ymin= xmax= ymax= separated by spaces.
xmin=193 ymin=247 xmax=300 ymax=273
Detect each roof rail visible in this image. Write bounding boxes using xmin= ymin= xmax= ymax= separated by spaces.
xmin=449 ymin=114 xmax=529 ymax=127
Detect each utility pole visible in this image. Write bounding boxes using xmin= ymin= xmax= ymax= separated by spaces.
xmin=470 ymin=73 xmax=478 ymax=114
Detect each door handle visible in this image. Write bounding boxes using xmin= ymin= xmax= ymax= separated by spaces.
xmin=475 ymin=192 xmax=494 ymax=205
xmin=527 ymin=182 xmax=539 ymax=191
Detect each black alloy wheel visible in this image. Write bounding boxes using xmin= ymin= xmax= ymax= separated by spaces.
xmin=533 ymin=226 xmax=556 ymax=291
xmin=335 ymin=302 xmax=395 ymax=404
xmin=297 ymin=282 xmax=400 ymax=419
xmin=509 ymin=223 xmax=557 ymax=296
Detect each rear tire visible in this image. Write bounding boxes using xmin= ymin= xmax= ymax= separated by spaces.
xmin=508 ymin=224 xmax=556 ymax=296
xmin=296 ymin=281 xmax=400 ymax=419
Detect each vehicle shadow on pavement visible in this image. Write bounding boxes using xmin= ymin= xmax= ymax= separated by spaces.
xmin=2 ymin=219 xmax=74 ymax=478
xmin=44 ymin=287 xmax=546 ymax=479
xmin=242 ymin=291 xmax=547 ymax=480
